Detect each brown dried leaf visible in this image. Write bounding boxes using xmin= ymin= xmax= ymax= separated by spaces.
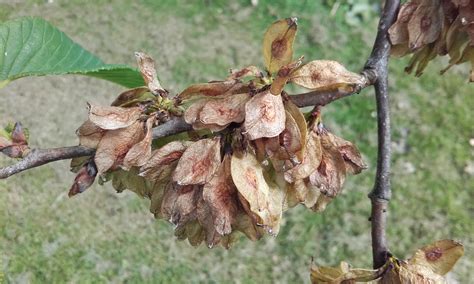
xmin=149 ymin=182 xmax=167 ymax=217
xmin=263 ymin=18 xmax=298 ymax=74
xmin=289 ymin=60 xmax=365 ymax=91
xmin=407 ymin=0 xmax=444 ymax=51
xmin=284 ymin=129 xmax=322 ymax=183
xmin=196 ymin=196 xmax=223 ymax=248
xmin=140 ymin=141 xmax=190 ymax=181
xmin=233 ymin=212 xmax=263 ymax=241
xmin=328 ymin=132 xmax=367 ymax=175
xmin=284 ymin=99 xmax=307 ymax=161
xmin=161 ymin=184 xmax=200 ymax=226
xmin=76 ymin=119 xmax=106 ymax=149
xmin=309 ymin=132 xmax=346 ymax=205
xmin=231 ymin=152 xmax=284 ymax=235
xmin=199 ymin=93 xmax=250 ymax=126
xmin=203 ymin=155 xmax=238 ymax=236
xmin=122 ymin=117 xmax=156 ymax=170
xmin=68 ymin=161 xmax=97 ymax=197
xmin=244 ymin=90 xmax=286 ymax=140
xmin=111 ymin=87 xmax=152 ymax=107
xmin=172 ymin=137 xmax=221 ymax=185
xmin=408 ymin=239 xmax=464 ymax=276
xmin=88 ymin=104 xmax=141 ymax=130
xmin=389 ymin=1 xmax=419 ymax=45
xmin=311 ymin=261 xmax=381 ymax=283
xmin=94 ymin=120 xmax=145 ymax=174
xmin=177 ymin=80 xmax=242 ymax=101
xmin=135 ymin=52 xmax=165 ymax=95
xmin=184 ymin=99 xmax=209 ymax=125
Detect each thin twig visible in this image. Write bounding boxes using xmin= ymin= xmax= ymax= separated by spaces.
xmin=365 ymin=0 xmax=400 ymax=269
xmin=0 ymin=146 xmax=95 ymax=179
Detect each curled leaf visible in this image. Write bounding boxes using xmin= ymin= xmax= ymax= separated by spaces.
xmin=172 ymin=137 xmax=221 ymax=185
xmin=203 ymin=155 xmax=238 ymax=236
xmin=122 ymin=116 xmax=156 ymax=170
xmin=231 ymin=152 xmax=284 ymax=235
xmin=308 ymin=131 xmax=347 ymax=210
xmin=244 ymin=90 xmax=286 ymax=140
xmin=177 ymin=80 xmax=244 ymax=101
xmin=199 ymin=93 xmax=250 ymax=126
xmin=111 ymin=87 xmax=153 ymax=107
xmin=409 ymin=239 xmax=464 ymax=276
xmin=135 ymin=51 xmax=165 ymax=95
xmin=328 ymin=132 xmax=367 ymax=175
xmin=88 ymin=104 xmax=141 ymax=130
xmin=140 ymin=141 xmax=190 ymax=182
xmin=407 ymin=0 xmax=444 ymax=51
xmin=263 ymin=18 xmax=298 ymax=74
xmin=289 ymin=60 xmax=365 ymax=91
xmin=284 ymin=129 xmax=322 ymax=183
xmin=94 ymin=120 xmax=145 ymax=174
xmin=161 ymin=184 xmax=200 ymax=227
xmin=76 ymin=119 xmax=105 ymax=149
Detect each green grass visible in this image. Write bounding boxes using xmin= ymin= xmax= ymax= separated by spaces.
xmin=1 ymin=0 xmax=473 ymax=283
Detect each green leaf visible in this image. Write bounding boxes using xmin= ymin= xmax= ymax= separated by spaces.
xmin=0 ymin=17 xmax=145 ymax=88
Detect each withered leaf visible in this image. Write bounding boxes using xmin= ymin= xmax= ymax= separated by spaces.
xmin=289 ymin=60 xmax=365 ymax=91
xmin=135 ymin=51 xmax=165 ymax=95
xmin=199 ymin=93 xmax=250 ymax=126
xmin=196 ymin=196 xmax=223 ymax=248
xmin=94 ymin=120 xmax=145 ymax=174
xmin=284 ymin=129 xmax=322 ymax=183
xmin=203 ymin=155 xmax=238 ymax=236
xmin=233 ymin=212 xmax=263 ymax=241
xmin=88 ymin=104 xmax=141 ymax=130
xmin=284 ymin=99 xmax=307 ymax=161
xmin=309 ymin=132 xmax=346 ymax=208
xmin=184 ymin=98 xmax=209 ymax=125
xmin=140 ymin=141 xmax=190 ymax=181
xmin=76 ymin=119 xmax=105 ymax=149
xmin=311 ymin=261 xmax=381 ymax=283
xmin=263 ymin=18 xmax=298 ymax=74
xmin=68 ymin=161 xmax=97 ymax=197
xmin=161 ymin=184 xmax=201 ymax=227
xmin=244 ymin=90 xmax=286 ymax=140
xmin=172 ymin=137 xmax=221 ymax=185
xmin=389 ymin=1 xmax=419 ymax=45
xmin=122 ymin=117 xmax=156 ymax=170
xmin=408 ymin=239 xmax=464 ymax=276
xmin=231 ymin=152 xmax=284 ymax=235
xmin=407 ymin=0 xmax=444 ymax=51
xmin=111 ymin=87 xmax=152 ymax=107
xmin=327 ymin=132 xmax=367 ymax=175
xmin=149 ymin=182 xmax=167 ymax=217
xmin=177 ymin=80 xmax=242 ymax=101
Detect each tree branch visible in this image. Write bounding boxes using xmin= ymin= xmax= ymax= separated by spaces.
xmin=0 ymin=79 xmax=376 ymax=180
xmin=0 ymin=146 xmax=95 ymax=179
xmin=365 ymin=0 xmax=400 ymax=269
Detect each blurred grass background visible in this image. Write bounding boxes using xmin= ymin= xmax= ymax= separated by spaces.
xmin=0 ymin=0 xmax=472 ymax=283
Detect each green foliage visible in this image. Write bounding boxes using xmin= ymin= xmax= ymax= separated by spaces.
xmin=0 ymin=17 xmax=144 ymax=88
